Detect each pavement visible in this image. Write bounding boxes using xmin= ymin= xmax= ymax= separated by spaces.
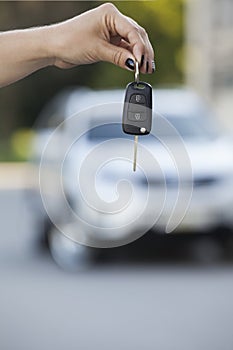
xmin=1 ymin=163 xmax=233 ymax=350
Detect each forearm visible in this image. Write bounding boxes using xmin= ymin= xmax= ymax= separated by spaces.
xmin=0 ymin=27 xmax=54 ymax=87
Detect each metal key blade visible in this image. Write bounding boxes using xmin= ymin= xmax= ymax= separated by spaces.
xmin=133 ymin=135 xmax=138 ymax=172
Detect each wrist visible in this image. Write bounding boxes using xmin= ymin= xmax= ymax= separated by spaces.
xmin=35 ymin=26 xmax=56 ymax=67
xmin=42 ymin=22 xmax=68 ymax=68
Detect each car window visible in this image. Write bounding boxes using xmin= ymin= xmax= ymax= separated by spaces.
xmin=87 ymin=114 xmax=219 ymax=142
xmin=158 ymin=115 xmax=219 ymax=141
xmin=88 ymin=123 xmax=129 ymax=140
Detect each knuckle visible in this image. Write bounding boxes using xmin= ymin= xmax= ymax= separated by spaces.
xmin=140 ymin=26 xmax=148 ymax=39
xmin=127 ymin=19 xmax=140 ymax=33
xmin=101 ymin=3 xmax=117 ymax=13
xmin=129 ymin=18 xmax=139 ymax=29
xmin=113 ymin=50 xmax=124 ymax=65
xmin=140 ymin=26 xmax=147 ymax=35
xmin=134 ymin=26 xmax=141 ymax=34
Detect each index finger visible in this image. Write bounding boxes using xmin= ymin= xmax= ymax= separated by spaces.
xmin=112 ymin=8 xmax=153 ymax=66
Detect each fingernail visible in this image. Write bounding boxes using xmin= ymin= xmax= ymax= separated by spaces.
xmin=140 ymin=55 xmax=144 ymax=67
xmin=152 ymin=60 xmax=156 ymax=73
xmin=125 ymin=58 xmax=135 ymax=70
xmin=146 ymin=61 xmax=149 ymax=73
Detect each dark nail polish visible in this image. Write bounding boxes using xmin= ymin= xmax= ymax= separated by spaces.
xmin=125 ymin=58 xmax=135 ymax=70
xmin=152 ymin=60 xmax=156 ymax=73
xmin=146 ymin=61 xmax=149 ymax=73
xmin=140 ymin=55 xmax=144 ymax=67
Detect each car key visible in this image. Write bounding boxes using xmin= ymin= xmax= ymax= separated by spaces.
xmin=122 ymin=61 xmax=153 ymax=171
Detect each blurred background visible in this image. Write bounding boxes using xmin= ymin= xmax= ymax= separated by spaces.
xmin=1 ymin=0 xmax=232 ymax=161
xmin=1 ymin=1 xmax=233 ymax=350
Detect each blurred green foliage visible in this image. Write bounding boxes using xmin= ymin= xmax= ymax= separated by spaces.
xmin=0 ymin=0 xmax=184 ymax=161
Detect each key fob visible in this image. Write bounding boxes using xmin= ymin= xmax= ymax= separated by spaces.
xmin=122 ymin=81 xmax=152 ymax=136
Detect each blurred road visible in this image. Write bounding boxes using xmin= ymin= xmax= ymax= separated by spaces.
xmin=1 ymin=165 xmax=233 ymax=350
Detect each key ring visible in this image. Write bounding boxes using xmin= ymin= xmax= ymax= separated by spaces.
xmin=135 ymin=61 xmax=139 ymax=85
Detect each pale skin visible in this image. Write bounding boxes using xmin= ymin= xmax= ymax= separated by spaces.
xmin=0 ymin=3 xmax=155 ymax=88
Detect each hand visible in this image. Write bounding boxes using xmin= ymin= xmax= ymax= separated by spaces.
xmin=0 ymin=3 xmax=155 ymax=88
xmin=48 ymin=3 xmax=155 ymax=74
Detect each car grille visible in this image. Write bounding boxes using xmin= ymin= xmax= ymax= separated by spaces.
xmin=140 ymin=176 xmax=220 ymax=188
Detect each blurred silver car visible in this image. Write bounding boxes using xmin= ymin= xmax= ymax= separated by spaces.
xmin=31 ymin=87 xmax=233 ymax=261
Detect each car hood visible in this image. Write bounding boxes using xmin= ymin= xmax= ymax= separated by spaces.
xmin=183 ymin=137 xmax=233 ymax=177
xmin=80 ymin=136 xmax=233 ymax=181
xmin=65 ymin=136 xmax=233 ymax=188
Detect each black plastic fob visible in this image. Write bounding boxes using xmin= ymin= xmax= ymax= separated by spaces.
xmin=122 ymin=81 xmax=152 ymax=135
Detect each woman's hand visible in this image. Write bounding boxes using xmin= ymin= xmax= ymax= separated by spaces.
xmin=48 ymin=3 xmax=155 ymax=74
xmin=0 ymin=3 xmax=155 ymax=87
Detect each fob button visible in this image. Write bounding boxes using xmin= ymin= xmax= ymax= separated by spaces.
xmin=128 ymin=112 xmax=146 ymax=121
xmin=129 ymin=94 xmax=146 ymax=104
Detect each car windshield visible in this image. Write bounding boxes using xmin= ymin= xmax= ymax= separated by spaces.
xmin=87 ymin=114 xmax=218 ymax=142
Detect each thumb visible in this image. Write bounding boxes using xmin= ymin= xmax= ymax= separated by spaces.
xmin=100 ymin=42 xmax=135 ymax=71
